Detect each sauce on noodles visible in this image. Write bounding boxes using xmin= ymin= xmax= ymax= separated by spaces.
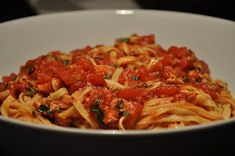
xmin=0 ymin=34 xmax=234 ymax=130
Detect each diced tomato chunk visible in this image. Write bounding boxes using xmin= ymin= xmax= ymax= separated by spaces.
xmin=0 ymin=83 xmax=5 ymax=91
xmin=117 ymin=88 xmax=144 ymax=101
xmin=133 ymin=34 xmax=155 ymax=46
xmin=58 ymin=67 xmax=82 ymax=86
xmin=168 ymin=46 xmax=189 ymax=58
xmin=179 ymin=57 xmax=192 ymax=71
xmin=150 ymin=62 xmax=162 ymax=72
xmin=173 ymin=92 xmax=186 ymax=102
xmin=137 ymin=67 xmax=153 ymax=81
xmin=155 ymin=85 xmax=180 ymax=96
xmin=73 ymin=57 xmax=95 ymax=72
xmin=199 ymin=84 xmax=218 ymax=100
xmin=2 ymin=73 xmax=17 ymax=83
xmin=123 ymin=102 xmax=143 ymax=128
xmin=37 ymin=72 xmax=53 ymax=84
xmin=69 ymin=81 xmax=87 ymax=93
xmin=9 ymin=81 xmax=28 ymax=97
xmin=87 ymin=74 xmax=106 ymax=86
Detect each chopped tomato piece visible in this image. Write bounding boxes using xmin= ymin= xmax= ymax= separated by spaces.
xmin=71 ymin=46 xmax=93 ymax=58
xmin=178 ymin=57 xmax=192 ymax=71
xmin=117 ymin=88 xmax=144 ymax=101
xmin=2 ymin=73 xmax=17 ymax=83
xmin=58 ymin=67 xmax=81 ymax=85
xmin=37 ymin=82 xmax=53 ymax=95
xmin=173 ymin=92 xmax=186 ymax=102
xmin=69 ymin=81 xmax=87 ymax=93
xmin=0 ymin=83 xmax=5 ymax=91
xmin=9 ymin=81 xmax=28 ymax=97
xmin=168 ymin=46 xmax=189 ymax=58
xmin=117 ymin=68 xmax=139 ymax=86
xmin=159 ymin=67 xmax=172 ymax=80
xmin=199 ymin=84 xmax=219 ymax=100
xmin=155 ymin=85 xmax=180 ymax=96
xmin=73 ymin=57 xmax=95 ymax=72
xmin=187 ymin=93 xmax=197 ymax=102
xmin=150 ymin=62 xmax=162 ymax=72
xmin=160 ymin=54 xmax=173 ymax=66
xmin=37 ymin=72 xmax=53 ymax=84
xmin=133 ymin=34 xmax=155 ymax=46
xmin=87 ymin=74 xmax=106 ymax=86
xmin=137 ymin=66 xmax=153 ymax=81
xmin=123 ymin=102 xmax=143 ymax=128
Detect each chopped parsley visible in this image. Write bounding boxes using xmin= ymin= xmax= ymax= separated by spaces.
xmin=25 ymin=65 xmax=35 ymax=75
xmin=38 ymin=104 xmax=50 ymax=113
xmin=131 ymin=76 xmax=140 ymax=81
xmin=104 ymin=73 xmax=112 ymax=79
xmin=116 ymin=100 xmax=130 ymax=117
xmin=62 ymin=60 xmax=70 ymax=65
xmin=119 ymin=37 xmax=130 ymax=43
xmin=119 ymin=111 xmax=130 ymax=117
xmin=182 ymin=75 xmax=189 ymax=83
xmin=37 ymin=104 xmax=57 ymax=115
xmin=32 ymin=110 xmax=36 ymax=117
xmin=144 ymin=83 xmax=153 ymax=88
xmin=112 ymin=63 xmax=119 ymax=68
xmin=90 ymin=97 xmax=104 ymax=124
xmin=116 ymin=100 xmax=124 ymax=109
xmin=25 ymin=86 xmax=37 ymax=97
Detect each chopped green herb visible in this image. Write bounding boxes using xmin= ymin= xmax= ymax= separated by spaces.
xmin=116 ymin=100 xmax=124 ymax=109
xmin=25 ymin=86 xmax=37 ymax=97
xmin=144 ymin=83 xmax=153 ymax=88
xmin=38 ymin=104 xmax=50 ymax=113
xmin=59 ymin=107 xmax=65 ymax=113
xmin=32 ymin=111 xmax=36 ymax=117
xmin=116 ymin=100 xmax=130 ymax=117
xmin=183 ymin=75 xmax=189 ymax=83
xmin=131 ymin=76 xmax=140 ymax=81
xmin=195 ymin=78 xmax=202 ymax=83
xmin=194 ymin=66 xmax=202 ymax=72
xmin=90 ymin=103 xmax=104 ymax=124
xmin=93 ymin=97 xmax=104 ymax=106
xmin=48 ymin=110 xmax=56 ymax=115
xmin=90 ymin=97 xmax=104 ymax=124
xmin=62 ymin=60 xmax=70 ymax=65
xmin=104 ymin=73 xmax=112 ymax=79
xmin=112 ymin=63 xmax=119 ymax=68
xmin=119 ymin=38 xmax=130 ymax=43
xmin=25 ymin=65 xmax=35 ymax=75
xmin=119 ymin=111 xmax=130 ymax=117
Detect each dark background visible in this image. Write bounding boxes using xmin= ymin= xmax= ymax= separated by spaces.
xmin=0 ymin=0 xmax=234 ymax=23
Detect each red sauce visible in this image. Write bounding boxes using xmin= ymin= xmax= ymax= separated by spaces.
xmin=1 ymin=34 xmax=221 ymax=129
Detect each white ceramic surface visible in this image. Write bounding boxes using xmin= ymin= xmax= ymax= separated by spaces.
xmin=0 ymin=10 xmax=235 ymax=135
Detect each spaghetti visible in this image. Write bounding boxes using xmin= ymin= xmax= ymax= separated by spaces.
xmin=0 ymin=34 xmax=235 ymax=130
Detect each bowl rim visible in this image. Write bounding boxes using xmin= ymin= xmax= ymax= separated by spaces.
xmin=0 ymin=9 xmax=235 ymax=27
xmin=1 ymin=115 xmax=235 ymax=136
xmin=1 ymin=9 xmax=235 ymax=136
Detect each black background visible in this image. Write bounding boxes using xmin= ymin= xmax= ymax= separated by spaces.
xmin=0 ymin=0 xmax=234 ymax=23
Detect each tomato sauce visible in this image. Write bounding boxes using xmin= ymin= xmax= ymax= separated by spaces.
xmin=1 ymin=34 xmax=222 ymax=129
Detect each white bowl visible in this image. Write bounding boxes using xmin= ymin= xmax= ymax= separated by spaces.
xmin=0 ymin=10 xmax=235 ymax=156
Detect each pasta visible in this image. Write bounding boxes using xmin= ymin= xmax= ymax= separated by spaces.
xmin=0 ymin=34 xmax=235 ymax=130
